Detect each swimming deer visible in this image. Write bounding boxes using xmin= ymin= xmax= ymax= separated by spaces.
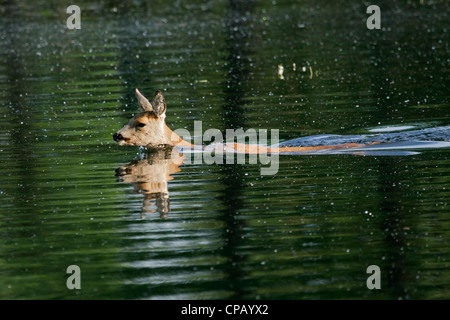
xmin=113 ymin=89 xmax=370 ymax=152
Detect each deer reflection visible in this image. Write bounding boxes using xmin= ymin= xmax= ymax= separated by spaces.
xmin=115 ymin=149 xmax=184 ymax=219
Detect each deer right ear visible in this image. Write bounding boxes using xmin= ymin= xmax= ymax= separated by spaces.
xmin=135 ymin=89 xmax=153 ymax=112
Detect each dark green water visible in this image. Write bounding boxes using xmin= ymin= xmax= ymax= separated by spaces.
xmin=1 ymin=0 xmax=449 ymax=299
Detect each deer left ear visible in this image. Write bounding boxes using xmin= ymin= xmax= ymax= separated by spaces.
xmin=152 ymin=90 xmax=167 ymax=118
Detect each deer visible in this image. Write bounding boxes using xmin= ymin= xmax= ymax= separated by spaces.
xmin=113 ymin=89 xmax=442 ymax=219
xmin=113 ymin=89 xmax=371 ymax=153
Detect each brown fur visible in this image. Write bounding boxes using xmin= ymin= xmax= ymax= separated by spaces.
xmin=114 ymin=89 xmax=376 ymax=152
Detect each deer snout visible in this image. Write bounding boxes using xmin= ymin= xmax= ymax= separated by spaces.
xmin=114 ymin=132 xmax=132 ymax=145
xmin=113 ymin=132 xmax=123 ymax=142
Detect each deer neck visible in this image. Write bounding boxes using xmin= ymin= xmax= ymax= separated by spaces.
xmin=161 ymin=123 xmax=193 ymax=148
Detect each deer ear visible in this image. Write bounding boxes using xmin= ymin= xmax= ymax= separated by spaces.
xmin=152 ymin=90 xmax=167 ymax=117
xmin=135 ymin=88 xmax=153 ymax=112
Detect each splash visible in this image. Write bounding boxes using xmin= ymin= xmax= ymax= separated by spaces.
xmin=275 ymin=125 xmax=450 ymax=155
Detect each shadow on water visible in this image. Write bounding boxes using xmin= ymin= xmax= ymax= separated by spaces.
xmin=114 ymin=2 xmax=155 ymax=113
xmin=2 ymin=3 xmax=37 ymax=215
xmin=375 ymin=160 xmax=409 ymax=298
xmin=215 ymin=0 xmax=256 ymax=299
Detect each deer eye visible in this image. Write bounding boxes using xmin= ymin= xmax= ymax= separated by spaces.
xmin=136 ymin=123 xmax=146 ymax=128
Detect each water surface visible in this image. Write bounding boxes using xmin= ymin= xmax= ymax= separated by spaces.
xmin=0 ymin=0 xmax=449 ymax=299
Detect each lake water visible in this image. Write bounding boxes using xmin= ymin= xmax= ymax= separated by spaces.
xmin=1 ymin=0 xmax=449 ymax=299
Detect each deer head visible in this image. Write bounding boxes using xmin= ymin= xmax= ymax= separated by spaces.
xmin=113 ymin=89 xmax=184 ymax=148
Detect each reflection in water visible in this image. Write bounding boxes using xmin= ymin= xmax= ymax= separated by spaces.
xmin=115 ymin=149 xmax=183 ymax=219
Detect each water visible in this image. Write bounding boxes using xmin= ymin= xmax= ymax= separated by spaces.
xmin=1 ymin=0 xmax=449 ymax=299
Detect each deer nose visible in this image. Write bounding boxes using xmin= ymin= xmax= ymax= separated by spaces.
xmin=113 ymin=133 xmax=123 ymax=141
